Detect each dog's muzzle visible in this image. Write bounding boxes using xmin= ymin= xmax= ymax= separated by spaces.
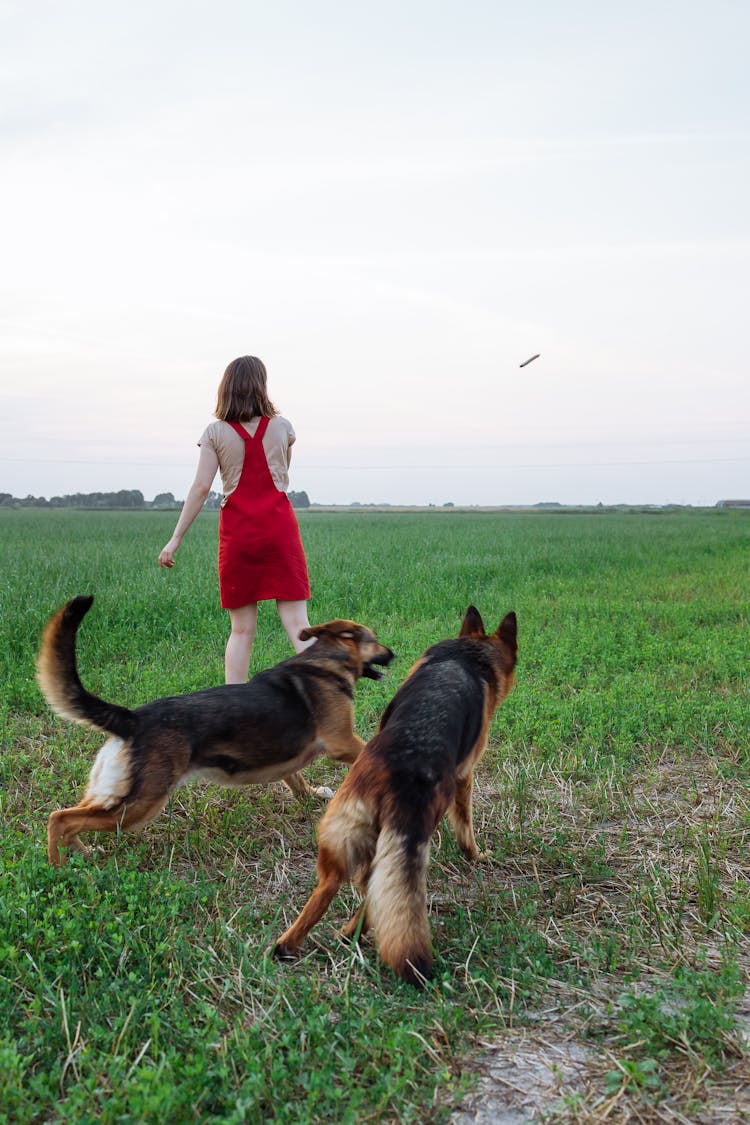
xmin=363 ymin=647 xmax=396 ymax=680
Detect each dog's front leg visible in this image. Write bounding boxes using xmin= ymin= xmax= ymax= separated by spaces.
xmin=447 ymin=772 xmax=486 ymax=861
xmin=327 ymin=732 xmax=366 ymax=765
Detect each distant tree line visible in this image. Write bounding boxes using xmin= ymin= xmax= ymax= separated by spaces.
xmin=0 ymin=489 xmax=148 ymax=509
xmin=0 ymin=489 xmax=311 ymax=510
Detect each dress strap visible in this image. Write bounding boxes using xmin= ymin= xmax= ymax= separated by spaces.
xmin=226 ymin=418 xmax=270 ymax=441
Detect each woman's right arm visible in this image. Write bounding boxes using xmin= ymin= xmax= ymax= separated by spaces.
xmin=157 ymin=444 xmax=219 ymax=568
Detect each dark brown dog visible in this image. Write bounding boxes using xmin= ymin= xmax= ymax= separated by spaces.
xmin=38 ymin=596 xmax=394 ymax=866
xmin=274 ymin=605 xmax=517 ymax=987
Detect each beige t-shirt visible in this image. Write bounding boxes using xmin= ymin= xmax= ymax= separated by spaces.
xmin=198 ymin=416 xmax=296 ymax=502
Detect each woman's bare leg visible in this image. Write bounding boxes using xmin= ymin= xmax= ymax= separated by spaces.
xmin=277 ymin=600 xmax=315 ymax=653
xmin=225 ymin=604 xmax=258 ymax=683
xmin=277 ymin=599 xmax=328 ymax=798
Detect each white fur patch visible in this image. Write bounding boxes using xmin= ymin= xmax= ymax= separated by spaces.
xmin=83 ymin=737 xmax=131 ymax=809
xmin=322 ymin=797 xmax=378 ymax=878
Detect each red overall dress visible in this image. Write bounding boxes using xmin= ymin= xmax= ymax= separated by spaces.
xmin=218 ymin=418 xmax=311 ymax=609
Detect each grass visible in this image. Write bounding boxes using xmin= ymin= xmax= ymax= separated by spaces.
xmin=0 ymin=506 xmax=749 ymax=1122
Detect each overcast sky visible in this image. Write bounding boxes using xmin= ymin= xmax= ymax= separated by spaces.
xmin=1 ymin=0 xmax=748 ymax=506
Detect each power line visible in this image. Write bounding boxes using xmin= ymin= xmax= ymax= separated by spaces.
xmin=1 ymin=455 xmax=749 ymax=471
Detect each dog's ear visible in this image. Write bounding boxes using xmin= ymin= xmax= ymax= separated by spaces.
xmin=298 ymin=625 xmax=322 ymax=642
xmin=495 ymin=612 xmax=518 ymax=653
xmin=459 ymin=605 xmax=485 ymax=637
xmin=299 ymin=625 xmax=357 ymax=643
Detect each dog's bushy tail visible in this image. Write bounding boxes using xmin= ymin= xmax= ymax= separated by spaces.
xmin=36 ymin=596 xmax=136 ymax=741
xmin=368 ymin=826 xmax=433 ymax=987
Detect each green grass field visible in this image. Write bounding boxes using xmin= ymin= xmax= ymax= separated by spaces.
xmin=1 ymin=507 xmax=749 ymax=1123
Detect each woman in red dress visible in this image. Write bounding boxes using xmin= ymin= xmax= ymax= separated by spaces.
xmin=158 ymin=356 xmax=312 ymax=683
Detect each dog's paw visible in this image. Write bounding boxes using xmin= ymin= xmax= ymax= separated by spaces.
xmin=272 ymin=942 xmax=297 ymax=962
xmin=461 ymin=846 xmax=492 ymax=863
xmin=311 ymin=785 xmax=334 ymax=800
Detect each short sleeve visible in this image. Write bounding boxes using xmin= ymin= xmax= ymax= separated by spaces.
xmin=198 ymin=423 xmax=218 ymax=451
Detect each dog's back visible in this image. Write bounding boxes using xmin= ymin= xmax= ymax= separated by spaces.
xmin=368 ymin=641 xmax=495 ymax=781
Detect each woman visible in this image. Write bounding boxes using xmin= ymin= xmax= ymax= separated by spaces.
xmin=158 ymin=356 xmax=312 ymax=683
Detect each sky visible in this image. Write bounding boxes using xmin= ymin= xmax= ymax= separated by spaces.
xmin=1 ymin=0 xmax=748 ymax=507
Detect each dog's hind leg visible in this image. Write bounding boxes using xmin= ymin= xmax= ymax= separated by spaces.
xmin=340 ymin=865 xmax=374 ymax=941
xmin=274 ymin=844 xmax=344 ymax=957
xmin=48 ymin=804 xmax=125 ymax=867
xmin=340 ymin=898 xmax=370 ymax=942
xmin=47 ymin=793 xmax=171 ymax=867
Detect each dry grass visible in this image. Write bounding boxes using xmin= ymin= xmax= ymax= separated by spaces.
xmin=444 ymin=746 xmax=750 ymax=1124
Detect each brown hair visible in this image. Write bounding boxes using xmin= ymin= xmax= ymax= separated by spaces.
xmin=214 ymin=356 xmax=279 ymax=421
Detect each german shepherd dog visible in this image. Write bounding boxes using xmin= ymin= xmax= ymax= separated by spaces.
xmin=274 ymin=605 xmax=517 ymax=987
xmin=38 ymin=596 xmax=394 ymax=866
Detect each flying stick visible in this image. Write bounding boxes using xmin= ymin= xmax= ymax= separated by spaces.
xmin=519 ymin=354 xmax=540 ymax=368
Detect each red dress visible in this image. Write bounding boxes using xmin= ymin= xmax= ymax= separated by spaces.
xmin=218 ymin=418 xmax=311 ymax=608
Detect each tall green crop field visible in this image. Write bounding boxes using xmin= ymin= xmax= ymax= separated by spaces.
xmin=1 ymin=508 xmax=749 ymax=1122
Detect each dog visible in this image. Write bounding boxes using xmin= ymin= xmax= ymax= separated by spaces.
xmin=38 ymin=595 xmax=394 ymax=866
xmin=274 ymin=605 xmax=517 ymax=987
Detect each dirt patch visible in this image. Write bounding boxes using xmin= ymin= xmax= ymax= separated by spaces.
xmin=451 ymin=1009 xmax=750 ymax=1124
xmin=452 ymin=1030 xmax=593 ymax=1123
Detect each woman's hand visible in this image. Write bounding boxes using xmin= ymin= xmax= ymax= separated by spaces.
xmin=158 ymin=538 xmax=180 ymax=568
